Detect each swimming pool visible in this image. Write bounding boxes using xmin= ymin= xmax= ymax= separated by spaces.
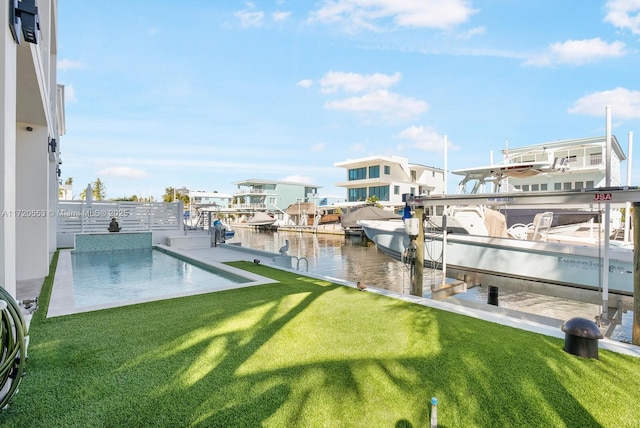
xmin=71 ymin=248 xmax=250 ymax=308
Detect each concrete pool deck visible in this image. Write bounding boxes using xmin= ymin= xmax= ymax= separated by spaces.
xmin=42 ymin=243 xmax=640 ymax=358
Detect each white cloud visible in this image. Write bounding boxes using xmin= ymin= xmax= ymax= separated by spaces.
xmin=310 ymin=0 xmax=476 ymax=31
xmin=397 ymin=125 xmax=458 ymax=152
xmin=568 ymin=88 xmax=640 ymax=119
xmin=311 ymin=143 xmax=325 ymax=152
xmin=273 ymin=11 xmax=291 ymax=22
xmin=525 ymin=38 xmax=627 ymax=66
xmin=456 ymin=26 xmax=486 ymax=39
xmin=235 ymin=6 xmax=264 ymax=28
xmin=297 ymin=79 xmax=313 ymax=88
xmin=97 ymin=166 xmax=149 ymax=178
xmin=319 ymin=71 xmax=402 ymax=94
xmin=57 ymin=59 xmax=86 ymax=70
xmin=604 ymin=1 xmax=640 ymax=34
xmin=324 ymin=89 xmax=428 ymax=122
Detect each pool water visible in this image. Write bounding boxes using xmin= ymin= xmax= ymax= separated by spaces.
xmin=71 ymin=248 xmax=247 ymax=308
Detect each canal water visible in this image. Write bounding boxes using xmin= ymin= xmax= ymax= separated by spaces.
xmin=230 ymin=227 xmax=633 ymax=343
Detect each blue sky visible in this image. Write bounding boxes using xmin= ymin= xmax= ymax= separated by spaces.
xmin=57 ymin=1 xmax=640 ymax=200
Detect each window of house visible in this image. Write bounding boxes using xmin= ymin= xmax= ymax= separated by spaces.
xmin=369 ymin=186 xmax=390 ymax=201
xmin=369 ymin=165 xmax=380 ymax=179
xmin=384 ymin=165 xmax=391 ymax=175
xmin=574 ymin=181 xmax=583 ymax=190
xmin=348 ymin=167 xmax=366 ymax=181
xmin=586 ymin=181 xmax=594 ymax=189
xmin=411 ymin=171 xmax=417 ymax=182
xmin=394 ymin=185 xmax=400 ymax=195
xmin=563 ymin=182 xmax=572 ymax=190
xmin=532 ymin=184 xmax=539 ymax=191
xmin=541 ymin=184 xmax=547 ymax=191
xmin=348 ymin=187 xmax=367 ymax=201
xmin=554 ymin=183 xmax=562 ymax=190
xmin=522 ymin=184 xmax=530 ymax=191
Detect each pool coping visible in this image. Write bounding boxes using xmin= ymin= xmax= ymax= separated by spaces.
xmin=47 ymin=247 xmax=277 ymax=318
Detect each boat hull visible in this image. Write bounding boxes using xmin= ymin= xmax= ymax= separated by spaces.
xmin=359 ymin=220 xmax=634 ymax=297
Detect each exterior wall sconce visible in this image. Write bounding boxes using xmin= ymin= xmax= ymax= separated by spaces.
xmin=9 ymin=0 xmax=40 ymax=45
xmin=56 ymin=167 xmax=61 ymax=177
xmin=26 ymin=126 xmax=33 ymax=131
xmin=48 ymin=138 xmax=57 ymax=161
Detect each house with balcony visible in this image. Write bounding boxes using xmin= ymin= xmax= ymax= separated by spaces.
xmin=231 ymin=179 xmax=322 ymax=215
xmin=188 ymin=190 xmax=233 ymax=210
xmin=1 ymin=0 xmax=63 ymax=297
xmin=334 ymin=155 xmax=445 ymax=212
xmin=462 ymin=136 xmax=627 ymax=193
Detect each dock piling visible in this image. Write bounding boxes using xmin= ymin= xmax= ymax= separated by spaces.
xmin=410 ymin=207 xmax=424 ymax=297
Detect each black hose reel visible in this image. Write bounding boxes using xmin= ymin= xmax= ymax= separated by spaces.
xmin=0 ymin=287 xmax=29 ymax=410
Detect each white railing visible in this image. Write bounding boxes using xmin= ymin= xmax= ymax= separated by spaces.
xmin=231 ymin=203 xmax=267 ymax=210
xmin=57 ymin=201 xmax=182 ymax=234
xmin=234 ymin=189 xmax=270 ymax=195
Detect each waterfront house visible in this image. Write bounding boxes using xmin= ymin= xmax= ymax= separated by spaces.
xmin=187 ymin=190 xmax=234 ymax=218
xmin=453 ymin=136 xmax=626 ymax=193
xmin=334 ymin=155 xmax=445 ymax=212
xmin=1 ymin=0 xmax=63 ymax=297
xmin=231 ymin=179 xmax=322 ymax=215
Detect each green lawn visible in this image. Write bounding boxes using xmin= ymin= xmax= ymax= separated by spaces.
xmin=1 ymin=252 xmax=639 ymax=427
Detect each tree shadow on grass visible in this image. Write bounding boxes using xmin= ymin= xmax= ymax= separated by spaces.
xmin=9 ymin=262 xmax=640 ymax=427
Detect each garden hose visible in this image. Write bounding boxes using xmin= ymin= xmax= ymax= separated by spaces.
xmin=0 ymin=287 xmax=28 ymax=410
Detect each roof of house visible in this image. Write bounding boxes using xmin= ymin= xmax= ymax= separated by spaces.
xmin=285 ymin=202 xmax=316 ymax=215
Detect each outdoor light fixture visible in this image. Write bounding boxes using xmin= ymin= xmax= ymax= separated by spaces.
xmin=9 ymin=0 xmax=40 ymax=45
xmin=56 ymin=167 xmax=61 ymax=177
xmin=48 ymin=138 xmax=57 ymax=153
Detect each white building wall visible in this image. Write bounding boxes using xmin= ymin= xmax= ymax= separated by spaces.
xmin=16 ymin=124 xmax=49 ymax=280
xmin=48 ymin=156 xmax=59 ymax=253
xmin=0 ymin=16 xmax=18 ymax=296
xmin=1 ymin=0 xmax=61 ymax=296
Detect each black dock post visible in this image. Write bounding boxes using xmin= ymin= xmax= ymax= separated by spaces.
xmin=487 ymin=286 xmax=499 ymax=306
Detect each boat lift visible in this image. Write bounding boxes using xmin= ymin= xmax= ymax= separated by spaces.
xmin=405 ymin=186 xmax=640 ymax=345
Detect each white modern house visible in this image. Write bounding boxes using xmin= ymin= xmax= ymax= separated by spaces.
xmin=1 ymin=0 xmax=63 ymax=297
xmin=453 ymin=136 xmax=627 ymax=193
xmin=334 ymin=155 xmax=445 ymax=211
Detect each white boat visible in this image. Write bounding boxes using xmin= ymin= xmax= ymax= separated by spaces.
xmin=246 ymin=212 xmax=277 ymax=227
xmin=358 ymin=216 xmax=634 ymax=297
xmin=357 ymin=180 xmax=640 ymax=312
xmin=211 ymin=219 xmax=235 ymax=241
xmin=340 ymin=205 xmax=401 ymax=236
xmin=220 ymin=221 xmax=235 ymax=240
